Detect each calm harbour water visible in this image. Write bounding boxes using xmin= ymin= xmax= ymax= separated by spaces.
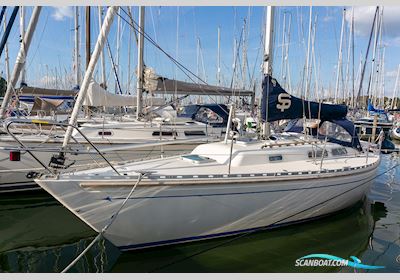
xmin=0 ymin=154 xmax=399 ymax=273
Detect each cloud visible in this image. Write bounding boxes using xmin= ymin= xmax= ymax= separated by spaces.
xmin=322 ymin=15 xmax=335 ymax=23
xmin=386 ymin=70 xmax=398 ymax=78
xmin=38 ymin=75 xmax=57 ymax=87
xmin=346 ymin=7 xmax=400 ymax=41
xmin=52 ymin=7 xmax=73 ymax=21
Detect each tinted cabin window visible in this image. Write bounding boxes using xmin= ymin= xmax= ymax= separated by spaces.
xmin=98 ymin=131 xmax=112 ymax=136
xmin=308 ymin=150 xmax=328 ymax=158
xmin=152 ymin=131 xmax=177 ymax=136
xmin=269 ymin=155 xmax=283 ymax=162
xmin=184 ymin=130 xmax=206 ymax=136
xmin=331 ymin=147 xmax=347 ymax=156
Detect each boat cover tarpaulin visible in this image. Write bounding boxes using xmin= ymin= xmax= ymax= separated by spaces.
xmin=30 ymin=97 xmax=64 ymax=113
xmin=143 ymin=68 xmax=254 ymax=97
xmin=83 ymin=79 xmax=165 ymax=107
xmin=178 ymin=104 xmax=229 ymax=126
xmin=261 ymin=75 xmax=348 ymax=122
xmin=17 ymin=86 xmax=77 ymax=102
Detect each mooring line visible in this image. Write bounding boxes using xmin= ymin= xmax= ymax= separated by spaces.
xmin=150 ymin=161 xmax=400 ymax=272
xmin=61 ymin=172 xmax=146 ymax=273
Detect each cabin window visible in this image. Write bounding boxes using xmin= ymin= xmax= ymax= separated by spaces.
xmin=331 ymin=147 xmax=347 ymax=156
xmin=98 ymin=131 xmax=113 ymax=136
xmin=269 ymin=155 xmax=283 ymax=162
xmin=308 ymin=150 xmax=328 ymax=158
xmin=319 ymin=121 xmax=352 ymax=142
xmin=184 ymin=130 xmax=206 ymax=136
xmin=195 ymin=107 xmax=223 ymax=124
xmin=152 ymin=131 xmax=177 ymax=137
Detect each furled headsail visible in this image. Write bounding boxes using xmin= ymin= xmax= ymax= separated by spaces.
xmin=261 ymin=75 xmax=347 ymax=122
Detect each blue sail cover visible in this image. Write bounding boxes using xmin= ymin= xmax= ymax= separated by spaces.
xmin=262 ymin=75 xmax=362 ymax=150
xmin=367 ymin=99 xmax=386 ymax=114
xmin=261 ymin=75 xmax=347 ymax=122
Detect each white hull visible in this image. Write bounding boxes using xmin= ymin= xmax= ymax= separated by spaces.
xmin=391 ymin=127 xmax=400 ymax=141
xmin=36 ymin=160 xmax=379 ymax=250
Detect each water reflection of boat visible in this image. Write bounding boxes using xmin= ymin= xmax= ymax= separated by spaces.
xmin=0 ymin=193 xmax=93 ymax=252
xmin=0 ymin=192 xmax=119 ymax=272
xmin=110 ymin=201 xmax=381 ymax=272
xmin=0 ymin=187 xmax=390 ymax=272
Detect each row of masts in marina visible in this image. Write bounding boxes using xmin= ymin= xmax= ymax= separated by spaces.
xmin=1 ymin=6 xmax=399 ymax=112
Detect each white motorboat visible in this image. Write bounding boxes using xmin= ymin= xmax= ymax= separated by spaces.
xmin=35 ymin=75 xmax=381 ymax=251
xmin=391 ymin=127 xmax=400 ymax=141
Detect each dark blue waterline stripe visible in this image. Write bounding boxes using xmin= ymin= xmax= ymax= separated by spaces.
xmin=117 ymin=210 xmax=341 ymax=251
xmin=0 ymin=184 xmax=40 ymax=193
xmin=105 ymin=173 xmax=376 ymax=201
xmin=0 ymin=181 xmax=34 ymax=186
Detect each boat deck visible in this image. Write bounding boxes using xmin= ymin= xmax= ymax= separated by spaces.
xmin=57 ymin=140 xmax=380 ymax=181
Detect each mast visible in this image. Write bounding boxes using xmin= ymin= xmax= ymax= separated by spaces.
xmin=311 ymin=15 xmax=318 ymax=100
xmin=351 ymin=8 xmax=355 ymax=108
xmin=368 ymin=7 xmax=380 ymax=101
xmin=217 ymin=26 xmax=221 ymax=86
xmin=85 ymin=6 xmax=91 ymax=69
xmin=115 ymin=7 xmax=121 ymax=93
xmin=391 ymin=64 xmax=400 ymax=109
xmin=280 ymin=11 xmax=286 ymax=82
xmin=344 ymin=8 xmax=353 ymax=106
xmin=0 ymin=6 xmax=19 ymax=58
xmin=196 ymin=37 xmax=200 ymax=83
xmin=284 ymin=13 xmax=292 ymax=92
xmin=19 ymin=6 xmax=26 ymax=86
xmin=263 ymin=7 xmax=274 ymax=76
xmin=334 ymin=8 xmax=345 ymax=104
xmin=136 ymin=6 xmax=145 ymax=120
xmin=381 ymin=47 xmax=386 ymax=107
xmin=3 ymin=11 xmax=10 ymax=83
xmin=356 ymin=7 xmax=379 ymax=107
xmin=62 ymin=6 xmax=117 ymax=148
xmin=127 ymin=6 xmax=132 ymax=94
xmin=0 ymin=7 xmax=41 ymax=118
xmin=74 ymin=6 xmax=81 ymax=88
xmin=262 ymin=6 xmax=274 ymax=138
xmin=98 ymin=6 xmax=107 ymax=89
xmin=242 ymin=18 xmax=247 ymax=89
xmin=304 ymin=6 xmax=312 ymax=100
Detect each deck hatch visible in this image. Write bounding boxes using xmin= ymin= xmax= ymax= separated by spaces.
xmin=181 ymin=154 xmax=215 ymax=164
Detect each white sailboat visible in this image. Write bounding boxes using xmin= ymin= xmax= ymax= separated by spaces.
xmin=34 ymin=6 xmax=381 ymax=252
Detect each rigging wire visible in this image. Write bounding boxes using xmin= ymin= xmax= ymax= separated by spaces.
xmin=117 ymin=7 xmax=251 ymax=115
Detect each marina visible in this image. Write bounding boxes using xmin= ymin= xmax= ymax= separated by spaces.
xmin=0 ymin=153 xmax=399 ymax=272
xmin=0 ymin=4 xmax=399 ymax=274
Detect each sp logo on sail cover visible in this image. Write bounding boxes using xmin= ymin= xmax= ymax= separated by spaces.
xmin=276 ymin=93 xmax=291 ymax=112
